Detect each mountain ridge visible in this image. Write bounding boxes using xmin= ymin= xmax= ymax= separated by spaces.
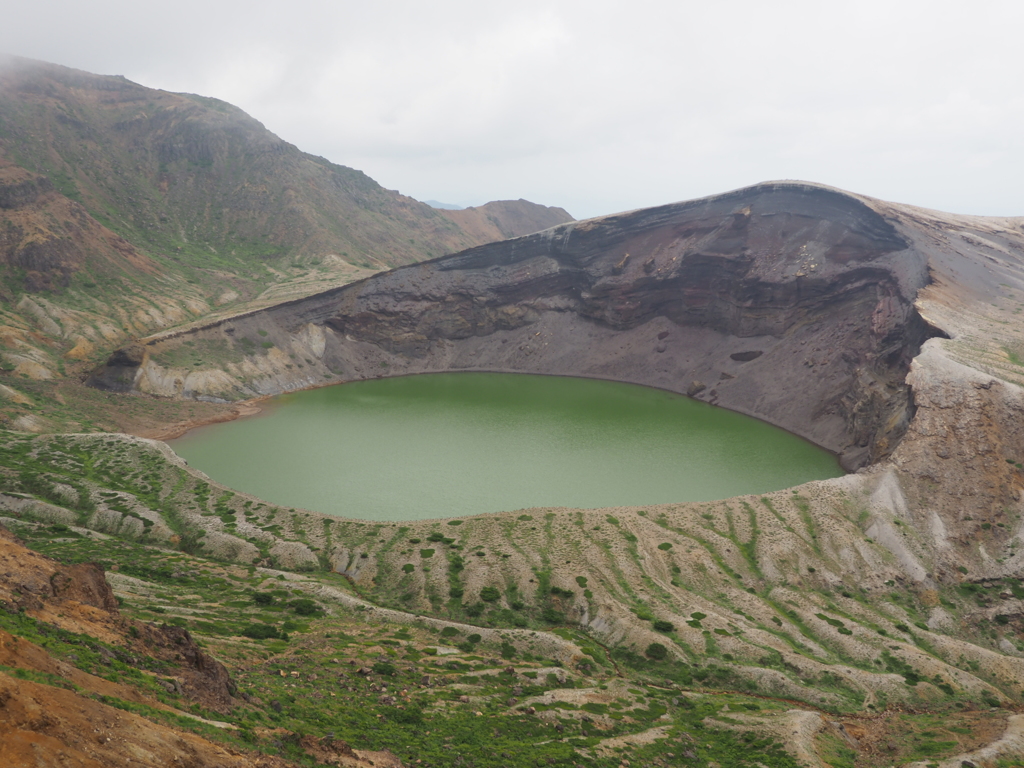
xmin=0 ymin=56 xmax=572 ymax=417
xmin=0 ymin=55 xmax=574 ymax=271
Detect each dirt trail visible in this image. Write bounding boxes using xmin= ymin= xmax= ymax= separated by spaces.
xmin=906 ymin=713 xmax=1024 ymax=768
xmin=593 ymin=725 xmax=672 ymax=755
xmin=781 ymin=710 xmax=828 ymax=768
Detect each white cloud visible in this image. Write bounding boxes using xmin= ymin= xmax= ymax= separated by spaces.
xmin=2 ymin=0 xmax=1022 ymax=217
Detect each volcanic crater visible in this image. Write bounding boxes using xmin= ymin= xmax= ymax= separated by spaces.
xmin=94 ymin=181 xmax=956 ymax=471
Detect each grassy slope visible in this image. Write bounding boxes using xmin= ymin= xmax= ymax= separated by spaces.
xmin=1 ymin=429 xmax=1023 ymax=766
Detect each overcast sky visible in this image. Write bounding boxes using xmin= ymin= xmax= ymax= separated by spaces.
xmin=4 ymin=0 xmax=1023 ymax=219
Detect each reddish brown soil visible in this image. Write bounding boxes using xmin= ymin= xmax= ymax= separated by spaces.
xmin=0 ymin=526 xmax=406 ymax=768
xmin=826 ymin=709 xmax=1010 ymax=766
xmin=134 ymin=401 xmax=264 ymax=441
xmin=0 ymin=674 xmax=292 ymax=768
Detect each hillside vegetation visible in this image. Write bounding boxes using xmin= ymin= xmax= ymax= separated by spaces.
xmin=2 ymin=429 xmax=1024 ymax=766
xmin=0 ymin=56 xmax=571 ymax=427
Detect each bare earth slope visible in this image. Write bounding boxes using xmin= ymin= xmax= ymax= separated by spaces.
xmin=0 ymin=525 xmax=293 ymax=767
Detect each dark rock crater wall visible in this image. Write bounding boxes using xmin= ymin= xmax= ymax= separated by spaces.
xmin=95 ymin=183 xmax=945 ymax=470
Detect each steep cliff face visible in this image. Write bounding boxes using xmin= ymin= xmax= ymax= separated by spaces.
xmin=93 ymin=182 xmax=946 ymax=470
xmin=329 ymin=183 xmax=921 ymax=342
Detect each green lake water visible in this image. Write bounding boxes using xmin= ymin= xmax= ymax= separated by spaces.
xmin=169 ymin=373 xmax=843 ymax=521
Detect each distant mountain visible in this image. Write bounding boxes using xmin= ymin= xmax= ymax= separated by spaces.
xmin=440 ymin=199 xmax=574 ymax=242
xmin=423 ymin=200 xmax=465 ymax=210
xmin=0 ymin=56 xmax=574 ymax=381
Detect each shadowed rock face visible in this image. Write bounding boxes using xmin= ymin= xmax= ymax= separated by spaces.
xmin=318 ymin=183 xmax=939 ymax=469
xmin=92 ymin=182 xmax=946 ymax=469
xmin=332 ymin=184 xmax=918 ymax=342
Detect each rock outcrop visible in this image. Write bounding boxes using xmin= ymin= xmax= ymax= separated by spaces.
xmin=0 ymin=524 xmax=238 ymax=710
xmin=0 ymin=160 xmax=126 ymax=294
